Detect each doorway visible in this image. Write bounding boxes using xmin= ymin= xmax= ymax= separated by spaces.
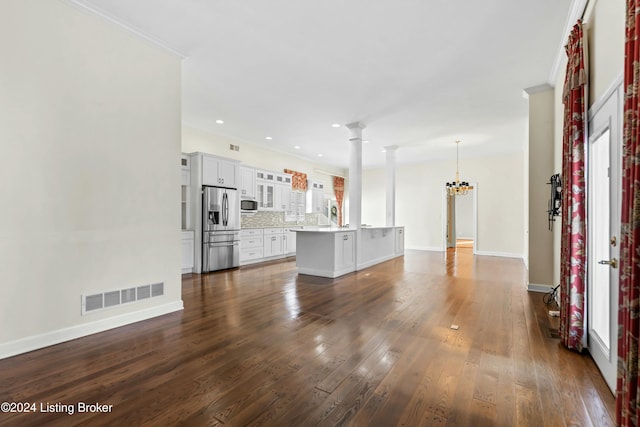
xmin=444 ymin=184 xmax=478 ymax=252
xmin=587 ymin=81 xmax=622 ymax=393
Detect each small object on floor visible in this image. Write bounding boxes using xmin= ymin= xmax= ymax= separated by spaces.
xmin=450 ymin=324 xmax=459 ymax=330
xmin=549 ymin=310 xmax=560 ymax=317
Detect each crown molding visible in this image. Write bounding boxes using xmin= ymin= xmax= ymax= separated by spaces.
xmin=61 ymin=0 xmax=187 ymax=58
xmin=547 ymin=0 xmax=588 ymax=86
xmin=522 ymin=83 xmax=554 ymax=99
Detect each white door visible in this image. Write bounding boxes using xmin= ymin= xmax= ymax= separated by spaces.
xmin=587 ymin=82 xmax=622 ymax=393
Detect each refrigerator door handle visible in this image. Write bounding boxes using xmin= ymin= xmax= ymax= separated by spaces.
xmin=224 ymin=192 xmax=229 ymax=226
xmin=222 ymin=192 xmax=227 ymax=226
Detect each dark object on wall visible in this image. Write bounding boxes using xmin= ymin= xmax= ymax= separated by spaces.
xmin=547 ymin=174 xmax=562 ymax=231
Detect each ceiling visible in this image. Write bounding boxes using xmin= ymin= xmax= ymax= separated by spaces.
xmin=71 ymin=0 xmax=572 ymax=169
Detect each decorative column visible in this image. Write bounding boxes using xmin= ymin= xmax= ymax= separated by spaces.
xmin=384 ymin=145 xmax=398 ymax=227
xmin=346 ymin=122 xmax=365 ymax=230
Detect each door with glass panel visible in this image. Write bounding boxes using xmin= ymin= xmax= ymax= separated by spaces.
xmin=587 ymin=83 xmax=622 ymax=393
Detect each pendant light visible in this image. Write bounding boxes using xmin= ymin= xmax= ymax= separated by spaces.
xmin=446 ymin=140 xmax=473 ymax=196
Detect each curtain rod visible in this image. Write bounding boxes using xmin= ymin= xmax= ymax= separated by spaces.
xmin=314 ymin=169 xmax=346 ymax=179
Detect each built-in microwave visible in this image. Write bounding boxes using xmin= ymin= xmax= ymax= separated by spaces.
xmin=241 ymin=199 xmax=258 ymax=212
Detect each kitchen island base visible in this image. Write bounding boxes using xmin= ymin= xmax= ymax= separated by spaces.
xmin=295 ymin=226 xmax=404 ymax=278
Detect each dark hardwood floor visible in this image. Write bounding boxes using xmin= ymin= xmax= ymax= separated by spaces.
xmin=0 ymin=248 xmax=615 ymax=426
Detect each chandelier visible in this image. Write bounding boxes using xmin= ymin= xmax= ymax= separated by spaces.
xmin=446 ymin=140 xmax=473 ymax=196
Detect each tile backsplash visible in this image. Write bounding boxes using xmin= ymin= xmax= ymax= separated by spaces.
xmin=241 ymin=211 xmax=327 ymax=228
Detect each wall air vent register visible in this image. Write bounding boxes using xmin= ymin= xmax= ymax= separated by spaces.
xmin=81 ymin=282 xmax=164 ymax=315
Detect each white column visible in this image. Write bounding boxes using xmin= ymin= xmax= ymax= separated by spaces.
xmin=346 ymin=122 xmax=365 ymax=230
xmin=384 ymin=145 xmax=398 ymax=227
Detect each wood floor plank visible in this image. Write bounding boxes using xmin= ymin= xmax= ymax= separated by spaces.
xmin=0 ymin=248 xmax=616 ymax=426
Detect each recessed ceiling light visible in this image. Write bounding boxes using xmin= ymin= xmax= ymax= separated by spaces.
xmin=363 ymin=140 xmax=370 ymax=143
xmin=216 ymin=119 xmax=224 ymax=124
xmin=265 ymin=136 xmax=272 ymax=140
xmin=381 ymin=149 xmax=386 ymax=153
xmin=294 ymin=145 xmax=300 ymax=149
xmin=331 ymin=123 xmax=340 ymax=128
xmin=317 ymin=153 xmax=324 ymax=157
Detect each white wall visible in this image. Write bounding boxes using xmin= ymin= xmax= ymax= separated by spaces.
xmin=455 ymin=193 xmax=474 ymax=239
xmin=363 ymin=151 xmax=525 ymax=256
xmin=0 ymin=0 xmax=183 ymax=356
xmin=586 ymin=0 xmax=625 ymax=108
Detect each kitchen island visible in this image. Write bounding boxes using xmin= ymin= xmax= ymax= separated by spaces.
xmin=295 ymin=226 xmax=404 ymax=278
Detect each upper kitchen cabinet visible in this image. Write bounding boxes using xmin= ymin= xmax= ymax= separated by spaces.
xmin=274 ymin=173 xmax=293 ymax=212
xmin=202 ymin=154 xmax=239 ymax=188
xmin=307 ymin=180 xmax=325 ymax=214
xmin=256 ymin=170 xmax=276 ymax=210
xmin=240 ymin=166 xmax=256 ymax=199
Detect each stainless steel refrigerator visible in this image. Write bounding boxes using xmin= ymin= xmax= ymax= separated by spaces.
xmin=202 ymin=186 xmax=240 ymax=272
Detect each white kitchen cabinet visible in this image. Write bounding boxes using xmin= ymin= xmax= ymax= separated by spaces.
xmin=335 ymin=232 xmax=355 ymax=271
xmin=295 ymin=230 xmax=356 ymax=278
xmin=275 ymin=173 xmax=292 ymax=186
xmin=240 ymin=229 xmax=264 ymax=264
xmin=264 ymin=234 xmax=283 ymax=258
xmin=240 ymin=166 xmax=256 ymax=199
xmin=395 ymin=227 xmax=405 ymax=254
xmin=257 ymin=182 xmax=275 ymax=210
xmin=284 ymin=228 xmax=299 ymax=254
xmin=181 ymin=230 xmax=194 ymax=274
xmin=256 ymin=170 xmax=277 ymax=210
xmin=312 ymin=191 xmax=324 ymax=213
xmin=256 ymin=170 xmax=276 ymax=182
xmin=263 ymin=228 xmax=284 ymax=258
xmin=274 ymin=173 xmax=293 ymax=212
xmin=306 ymin=181 xmax=325 ymax=214
xmin=202 ymin=155 xmax=238 ymax=187
xmin=241 ymin=229 xmax=263 ymax=238
xmin=275 ymin=183 xmax=292 ymax=212
xmin=240 ymin=228 xmax=296 ymax=264
xmin=288 ymin=191 xmax=306 ymax=221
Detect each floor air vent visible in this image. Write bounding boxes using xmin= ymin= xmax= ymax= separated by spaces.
xmin=82 ymin=282 xmax=165 ymax=315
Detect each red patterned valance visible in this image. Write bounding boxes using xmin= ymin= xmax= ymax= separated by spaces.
xmin=284 ymin=169 xmax=307 ymax=191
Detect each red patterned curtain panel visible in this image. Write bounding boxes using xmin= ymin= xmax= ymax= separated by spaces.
xmin=333 ymin=176 xmax=344 ymax=226
xmin=559 ymin=20 xmax=587 ymax=352
xmin=284 ymin=169 xmax=308 ymax=192
xmin=617 ymin=2 xmax=640 ymax=424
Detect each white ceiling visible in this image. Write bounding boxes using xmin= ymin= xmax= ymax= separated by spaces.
xmin=71 ymin=0 xmax=572 ymax=169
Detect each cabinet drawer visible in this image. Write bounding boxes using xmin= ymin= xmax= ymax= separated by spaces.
xmin=240 ymin=248 xmax=263 ymax=261
xmin=241 ymin=237 xmax=263 ymax=249
xmin=241 ymin=229 xmax=263 ymax=238
xmin=263 ymin=227 xmax=284 ymax=235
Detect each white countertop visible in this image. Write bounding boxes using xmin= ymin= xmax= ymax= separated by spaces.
xmin=295 ymin=225 xmax=403 ymax=233
xmin=293 ymin=227 xmax=355 ymax=233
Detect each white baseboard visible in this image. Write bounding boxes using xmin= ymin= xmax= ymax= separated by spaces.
xmin=406 ymin=246 xmax=443 ymax=252
xmin=357 ymin=253 xmax=401 ymax=270
xmin=0 ymin=300 xmax=184 ymax=360
xmin=527 ymin=283 xmax=554 ymax=293
xmin=297 ymin=266 xmax=354 ymax=278
xmin=475 ymin=250 xmax=524 ymax=260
